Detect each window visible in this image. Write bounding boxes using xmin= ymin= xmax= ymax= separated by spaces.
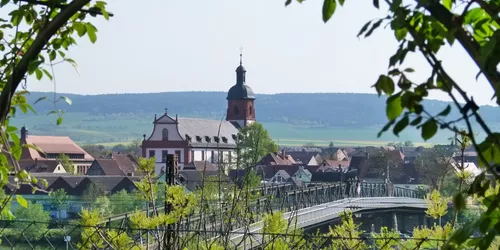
xmin=214 ymin=136 xmax=220 ymax=143
xmin=228 ymin=151 xmax=232 ymax=164
xmin=57 ymin=166 xmax=60 ymax=171
xmin=185 ymin=134 xmax=191 ymax=141
xmin=191 ymin=150 xmax=194 ymax=162
xmin=175 ymin=150 xmax=182 ymax=163
xmin=201 ymin=151 xmax=205 ymax=161
xmin=205 ymin=136 xmax=211 ymax=143
xmin=162 ymin=150 xmax=168 ymax=163
xmin=149 ymin=150 xmax=155 ymax=158
xmin=234 ymin=106 xmax=239 ymax=115
xmin=249 ymin=106 xmax=253 ymax=115
xmin=162 ymin=129 xmax=168 ymax=140
xmin=196 ymin=136 xmax=202 ymax=142
xmin=222 ymin=137 xmax=228 ymax=143
xmin=211 ymin=151 xmax=214 ymax=163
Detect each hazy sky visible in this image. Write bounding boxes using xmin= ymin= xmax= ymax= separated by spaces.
xmin=26 ymin=0 xmax=496 ymax=106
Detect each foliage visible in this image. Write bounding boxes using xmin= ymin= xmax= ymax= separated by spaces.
xmin=48 ymin=188 xmax=69 ymax=219
xmin=13 ymin=201 xmax=50 ymax=240
xmin=82 ymin=182 xmax=105 ymax=207
xmin=109 ymin=189 xmax=143 ymax=215
xmin=81 ymin=144 xmax=111 ymax=158
xmin=387 ymin=140 xmax=414 ymax=147
xmin=326 ymin=211 xmax=366 ymax=249
xmin=237 ymin=122 xmax=279 ymax=168
xmin=405 ymin=223 xmax=454 ymax=249
xmin=425 ymin=189 xmax=451 ymax=226
xmin=364 ymin=147 xmax=404 ymax=182
xmin=286 ymin=0 xmax=500 ymax=248
xmin=372 ymin=227 xmax=400 ymax=250
xmin=91 ymin=196 xmax=112 ymax=217
xmin=57 ymin=153 xmax=74 ymax=174
xmin=415 ymin=147 xmax=455 ymax=190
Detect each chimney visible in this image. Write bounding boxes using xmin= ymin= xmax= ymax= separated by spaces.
xmin=365 ymin=152 xmax=369 ymax=159
xmin=281 ymin=149 xmax=286 ymax=157
xmin=20 ymin=126 xmax=28 ymax=141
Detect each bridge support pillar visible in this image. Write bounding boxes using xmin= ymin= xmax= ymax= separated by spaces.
xmin=392 ymin=212 xmax=398 ymax=232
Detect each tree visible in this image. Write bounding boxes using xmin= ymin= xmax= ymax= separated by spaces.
xmin=425 ymin=189 xmax=451 ymax=227
xmin=327 ymin=211 xmax=366 ymax=250
xmin=82 ymin=182 xmax=106 ymax=207
xmin=364 ymin=148 xmax=404 ymax=182
xmin=57 ymin=153 xmax=74 ymax=174
xmin=49 ymin=188 xmax=70 ymax=220
xmin=81 ymin=144 xmax=111 ymax=158
xmin=91 ymin=196 xmax=112 ymax=217
xmin=415 ymin=147 xmax=455 ymax=190
xmin=109 ymin=189 xmax=142 ymax=215
xmin=0 ymin=1 xmax=111 ymax=209
xmin=13 ymin=201 xmax=51 ymax=240
xmin=287 ymin=0 xmax=500 ymax=247
xmin=237 ymin=122 xmax=279 ymax=168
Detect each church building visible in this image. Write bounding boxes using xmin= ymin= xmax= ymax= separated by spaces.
xmin=141 ymin=54 xmax=256 ymax=173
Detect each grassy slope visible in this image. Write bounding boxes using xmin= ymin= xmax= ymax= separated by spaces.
xmin=11 ymin=112 xmax=452 ymax=147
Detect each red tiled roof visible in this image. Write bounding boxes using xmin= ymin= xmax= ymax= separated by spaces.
xmin=112 ymin=153 xmax=139 ymax=175
xmin=24 ymin=136 xmax=94 ymax=161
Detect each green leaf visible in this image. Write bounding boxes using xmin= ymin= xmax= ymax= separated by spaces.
xmin=437 ymin=105 xmax=451 ymax=116
xmin=59 ymin=96 xmax=72 ymax=105
xmin=410 ymin=116 xmax=422 ymax=126
xmin=357 ymin=21 xmax=372 ymax=37
xmin=373 ymin=0 xmax=379 ymax=8
xmin=322 ymin=0 xmax=337 ymax=23
xmin=386 ymin=95 xmax=403 ymax=120
xmin=442 ymin=0 xmax=452 ymax=10
xmin=453 ymin=193 xmax=466 ymax=211
xmin=395 ymin=28 xmax=407 ymax=41
xmin=56 ymin=116 xmax=63 ymax=125
xmin=86 ymin=23 xmax=98 ymax=43
xmin=0 ymin=0 xmax=9 ymax=7
xmin=34 ymin=96 xmax=47 ymax=104
xmin=365 ymin=19 xmax=383 ymax=37
xmin=373 ymin=75 xmax=395 ymax=96
xmin=403 ymin=68 xmax=415 ymax=73
xmin=338 ymin=0 xmax=345 ymax=6
xmin=42 ymin=69 xmax=53 ymax=80
xmin=16 ymin=195 xmax=28 ymax=208
xmin=421 ymin=119 xmax=438 ymax=141
xmin=35 ymin=69 xmax=43 ymax=80
xmin=393 ymin=115 xmax=409 ymax=136
xmin=378 ymin=119 xmax=396 ymax=138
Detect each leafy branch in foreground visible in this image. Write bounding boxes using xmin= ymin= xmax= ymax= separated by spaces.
xmin=0 ymin=0 xmax=110 ymax=215
xmin=286 ymin=0 xmax=500 ymax=248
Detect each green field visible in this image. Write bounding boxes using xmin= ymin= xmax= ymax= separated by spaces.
xmin=11 ymin=112 xmax=453 ymax=147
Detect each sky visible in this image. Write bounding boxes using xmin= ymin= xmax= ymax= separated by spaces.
xmin=25 ymin=0 xmax=497 ymax=106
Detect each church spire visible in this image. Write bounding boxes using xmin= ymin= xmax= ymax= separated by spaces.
xmin=236 ymin=48 xmax=246 ymax=85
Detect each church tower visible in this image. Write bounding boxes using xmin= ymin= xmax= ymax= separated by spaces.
xmin=226 ymin=53 xmax=256 ymax=129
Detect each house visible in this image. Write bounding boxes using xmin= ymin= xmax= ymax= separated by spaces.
xmin=87 ymin=153 xmax=140 ymax=176
xmin=317 ymin=159 xmax=350 ymax=172
xmin=349 ymin=146 xmax=405 ymax=180
xmin=285 ymin=151 xmax=321 ymax=166
xmin=183 ymin=161 xmax=218 ymax=172
xmin=19 ymin=159 xmax=67 ymax=174
xmin=86 ymin=159 xmax=125 ymax=176
xmin=19 ymin=126 xmax=94 ymax=174
xmin=141 ymin=54 xmax=256 ymax=174
xmin=292 ymin=166 xmax=312 ymax=185
xmin=256 ymin=152 xmax=297 ymax=166
xmin=111 ymin=152 xmax=140 ymax=176
xmin=178 ymin=170 xmax=228 ymax=191
xmin=320 ymin=148 xmax=349 ymax=162
xmin=268 ymin=170 xmax=290 ymax=184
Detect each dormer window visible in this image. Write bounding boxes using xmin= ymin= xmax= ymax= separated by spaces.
xmin=214 ymin=136 xmax=220 ymax=143
xmin=232 ymin=134 xmax=237 ymax=140
xmin=205 ymin=136 xmax=211 ymax=143
xmin=222 ymin=137 xmax=228 ymax=143
xmin=162 ymin=129 xmax=168 ymax=140
xmin=185 ymin=134 xmax=192 ymax=142
xmin=196 ymin=136 xmax=202 ymax=142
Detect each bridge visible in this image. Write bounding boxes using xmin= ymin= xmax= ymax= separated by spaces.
xmin=101 ymin=180 xmax=427 ymax=237
xmin=227 ymin=196 xmax=427 ymax=249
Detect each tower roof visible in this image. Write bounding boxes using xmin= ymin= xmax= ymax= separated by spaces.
xmin=227 ymin=52 xmax=255 ymax=100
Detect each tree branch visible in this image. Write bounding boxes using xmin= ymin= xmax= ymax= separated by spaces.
xmin=0 ymin=0 xmax=92 ymax=124
xmin=419 ymin=0 xmax=500 ymax=100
